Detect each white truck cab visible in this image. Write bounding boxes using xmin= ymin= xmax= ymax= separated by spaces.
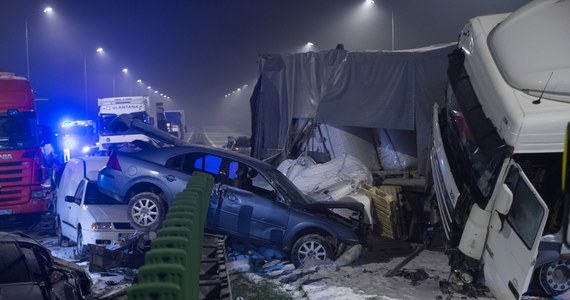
xmin=97 ymin=96 xmax=156 ymax=151
xmin=431 ymin=0 xmax=570 ymax=298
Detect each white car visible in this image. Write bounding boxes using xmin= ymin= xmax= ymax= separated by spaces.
xmin=55 ymin=156 xmax=136 ymax=254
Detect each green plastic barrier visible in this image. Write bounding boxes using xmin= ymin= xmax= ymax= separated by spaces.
xmin=127 ymin=282 xmax=182 ymax=300
xmin=138 ymin=264 xmax=189 ymax=299
xmin=129 ymin=172 xmax=215 ymax=300
xmin=145 ymin=248 xmax=188 ymax=268
xmin=149 ymin=236 xmax=198 ymax=299
xmin=162 ymin=218 xmax=195 ymax=230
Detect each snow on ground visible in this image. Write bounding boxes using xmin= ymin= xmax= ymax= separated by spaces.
xmin=228 ymin=245 xmax=493 ymax=300
xmin=40 ymin=234 xmax=490 ymax=300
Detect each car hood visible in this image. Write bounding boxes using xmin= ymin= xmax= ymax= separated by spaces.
xmin=84 ymin=205 xmax=129 ymax=223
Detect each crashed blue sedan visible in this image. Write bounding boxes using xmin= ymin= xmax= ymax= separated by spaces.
xmin=98 ymin=116 xmax=368 ymax=266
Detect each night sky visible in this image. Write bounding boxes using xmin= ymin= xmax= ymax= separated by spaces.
xmin=0 ymin=0 xmax=529 ymax=133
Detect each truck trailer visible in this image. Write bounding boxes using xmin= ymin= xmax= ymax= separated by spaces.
xmin=0 ymin=72 xmax=50 ymax=221
xmin=430 ymin=0 xmax=570 ymax=298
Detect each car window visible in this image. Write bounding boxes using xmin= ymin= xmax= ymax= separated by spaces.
xmin=267 ymin=169 xmax=312 ymax=205
xmin=74 ymin=180 xmax=86 ymax=204
xmin=193 ymin=154 xmax=222 ymax=174
xmin=0 ymin=243 xmax=31 ymax=284
xmin=20 ymin=247 xmax=42 ymax=281
xmin=250 ymin=171 xmax=274 ymax=193
xmin=165 ymin=154 xmax=184 ymax=171
xmin=227 ymin=160 xmax=276 ymax=198
xmin=85 ymin=182 xmax=122 ymax=205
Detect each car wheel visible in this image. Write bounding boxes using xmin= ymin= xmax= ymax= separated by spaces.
xmin=56 ymin=217 xmax=66 ymax=246
xmin=127 ymin=192 xmax=165 ymax=232
xmin=291 ymin=234 xmax=333 ymax=267
xmin=76 ymin=229 xmax=87 ymax=255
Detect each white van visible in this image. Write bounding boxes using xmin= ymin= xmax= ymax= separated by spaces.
xmin=55 ymin=156 xmax=135 ymax=254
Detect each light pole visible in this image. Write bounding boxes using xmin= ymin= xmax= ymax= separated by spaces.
xmin=25 ymin=7 xmax=53 ymax=81
xmin=380 ymin=1 xmax=394 ymax=51
xmin=112 ymin=68 xmax=129 ymax=96
xmin=84 ymin=47 xmax=104 ymax=119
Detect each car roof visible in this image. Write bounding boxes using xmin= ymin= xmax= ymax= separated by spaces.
xmin=73 ymin=156 xmax=110 ymax=181
xmin=119 ymin=144 xmax=275 ymax=171
xmin=0 ymin=231 xmax=43 ymax=247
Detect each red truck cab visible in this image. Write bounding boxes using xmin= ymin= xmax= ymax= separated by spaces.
xmin=0 ymin=72 xmax=48 ymax=220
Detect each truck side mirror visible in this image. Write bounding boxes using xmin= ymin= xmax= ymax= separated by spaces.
xmin=491 ymin=183 xmax=513 ymax=231
xmin=495 ymin=183 xmax=513 ymax=215
xmin=37 ymin=125 xmax=52 ymax=146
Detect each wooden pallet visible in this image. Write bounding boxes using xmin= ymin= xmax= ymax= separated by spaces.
xmin=359 ymin=183 xmax=402 ymax=240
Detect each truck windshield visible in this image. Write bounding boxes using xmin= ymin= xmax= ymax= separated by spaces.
xmin=0 ymin=112 xmax=38 ymax=149
xmin=64 ymin=125 xmax=95 ymax=137
xmin=98 ymin=112 xmax=148 ymax=136
xmin=444 ymin=84 xmax=503 ymax=199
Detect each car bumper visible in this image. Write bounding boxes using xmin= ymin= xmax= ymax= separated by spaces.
xmin=82 ymin=228 xmax=137 ymax=246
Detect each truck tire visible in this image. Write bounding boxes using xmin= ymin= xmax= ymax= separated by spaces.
xmin=128 ymin=192 xmax=165 ymax=232
xmin=291 ymin=234 xmax=333 ymax=267
xmin=539 ymin=259 xmax=570 ymax=296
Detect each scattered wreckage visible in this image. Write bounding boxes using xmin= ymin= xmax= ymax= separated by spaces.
xmin=0 ymin=231 xmax=91 ymax=300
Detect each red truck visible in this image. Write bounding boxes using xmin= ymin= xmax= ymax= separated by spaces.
xmin=0 ymin=72 xmax=50 ymax=222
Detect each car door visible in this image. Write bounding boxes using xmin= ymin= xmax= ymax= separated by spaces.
xmin=66 ymin=179 xmax=87 ymax=242
xmin=216 ymin=161 xmax=289 ymax=243
xmin=482 ymin=161 xmax=549 ymax=300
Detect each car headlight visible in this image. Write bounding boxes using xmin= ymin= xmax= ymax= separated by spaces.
xmin=91 ymin=222 xmax=113 ymax=230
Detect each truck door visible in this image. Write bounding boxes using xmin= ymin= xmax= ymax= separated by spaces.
xmin=483 ymin=161 xmax=549 ymax=300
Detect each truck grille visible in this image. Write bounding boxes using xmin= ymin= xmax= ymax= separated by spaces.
xmin=0 ymin=187 xmax=26 ymax=202
xmin=0 ymin=160 xmax=32 ymax=204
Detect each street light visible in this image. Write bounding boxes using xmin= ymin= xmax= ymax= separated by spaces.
xmin=84 ymin=47 xmax=104 ymax=118
xmin=112 ymin=68 xmax=129 ymax=96
xmin=365 ymin=0 xmax=393 ymax=50
xmin=25 ymin=6 xmax=53 ymax=81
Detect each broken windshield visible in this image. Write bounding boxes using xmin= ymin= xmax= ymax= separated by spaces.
xmin=98 ymin=112 xmax=148 ymax=136
xmin=445 ymin=83 xmax=503 ymax=199
xmin=0 ymin=112 xmax=38 ymax=149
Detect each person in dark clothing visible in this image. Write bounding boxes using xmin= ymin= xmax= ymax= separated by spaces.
xmin=50 ymin=159 xmax=64 ymax=191
xmin=231 ymin=164 xmax=252 ymax=190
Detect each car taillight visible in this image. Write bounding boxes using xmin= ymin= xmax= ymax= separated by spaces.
xmin=107 ymin=153 xmax=122 ymax=171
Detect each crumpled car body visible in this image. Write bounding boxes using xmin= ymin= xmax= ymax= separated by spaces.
xmin=0 ymin=232 xmax=91 ymax=300
xmin=98 ymin=114 xmax=369 ymax=265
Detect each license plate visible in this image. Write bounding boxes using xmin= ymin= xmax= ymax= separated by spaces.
xmin=118 ymin=232 xmax=137 ymax=240
xmin=0 ymin=209 xmax=13 ymax=215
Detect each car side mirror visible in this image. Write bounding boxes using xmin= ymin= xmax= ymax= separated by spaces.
xmin=64 ymin=195 xmax=75 ymax=203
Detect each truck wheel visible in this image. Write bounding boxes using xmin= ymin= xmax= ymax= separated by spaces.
xmin=539 ymin=260 xmax=570 ymax=296
xmin=128 ymin=192 xmax=165 ymax=232
xmin=291 ymin=234 xmax=333 ymax=267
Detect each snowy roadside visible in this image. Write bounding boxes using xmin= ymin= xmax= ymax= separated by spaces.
xmin=41 ymin=234 xmax=492 ymax=300
xmin=228 ymin=246 xmax=494 ymax=300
